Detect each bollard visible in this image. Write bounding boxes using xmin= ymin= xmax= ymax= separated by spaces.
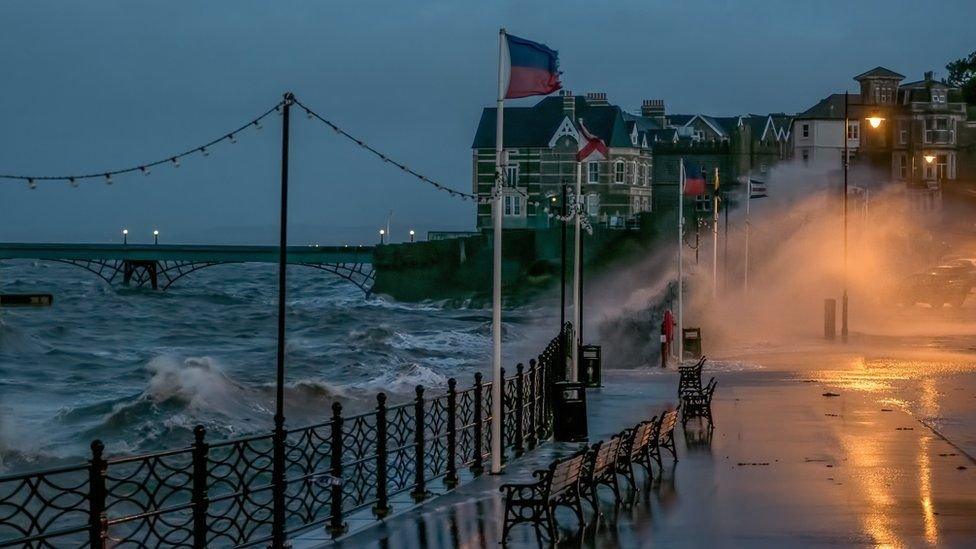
xmin=824 ymin=298 xmax=837 ymax=340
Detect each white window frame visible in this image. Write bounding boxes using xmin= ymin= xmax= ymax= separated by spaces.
xmin=643 ymin=162 xmax=650 ymax=186
xmin=847 ymin=120 xmax=859 ymax=141
xmin=760 ymin=163 xmax=768 ymax=174
xmin=503 ymin=195 xmax=523 ymax=217
xmin=631 ymin=161 xmax=638 ymax=184
xmin=504 ymin=164 xmax=518 ymax=187
xmin=586 ymin=193 xmax=599 ymax=216
xmin=587 ymin=161 xmax=599 ymax=184
xmin=614 ymin=161 xmax=625 ymax=184
xmin=801 ymin=124 xmax=810 ymax=138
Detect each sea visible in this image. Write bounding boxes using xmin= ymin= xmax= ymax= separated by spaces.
xmin=0 ymin=260 xmax=560 ymax=473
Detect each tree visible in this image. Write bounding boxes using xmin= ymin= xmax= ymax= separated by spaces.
xmin=946 ymin=50 xmax=976 ymax=105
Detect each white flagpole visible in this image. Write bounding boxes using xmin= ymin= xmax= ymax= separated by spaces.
xmin=571 ymin=160 xmax=582 ymax=381
xmin=744 ymin=178 xmax=751 ymax=294
xmin=490 ymin=28 xmax=506 ymax=475
xmin=712 ymin=167 xmax=719 ymax=300
xmin=677 ymin=159 xmax=684 ymax=362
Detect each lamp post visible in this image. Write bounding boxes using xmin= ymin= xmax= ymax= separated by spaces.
xmin=379 ymin=229 xmax=385 ymax=245
xmin=841 ymin=91 xmax=886 ymax=343
xmin=153 ymin=229 xmax=159 ymax=245
xmin=122 ymin=228 xmax=128 ymax=245
xmin=409 ymin=229 xmax=415 ymax=243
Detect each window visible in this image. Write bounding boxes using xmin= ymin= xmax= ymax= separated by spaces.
xmin=802 ymin=149 xmax=809 ymax=163
xmin=614 ymin=161 xmax=625 ymax=184
xmin=694 ymin=130 xmax=705 ymax=141
xmin=504 ymin=165 xmax=518 ymax=186
xmin=641 ymin=196 xmax=650 ymax=212
xmin=847 ymin=121 xmax=859 ymax=141
xmin=936 ymin=155 xmax=948 ymax=180
xmin=760 ymin=163 xmax=768 ymax=174
xmin=643 ymin=163 xmax=650 ymax=186
xmin=586 ymin=193 xmax=599 ymax=216
xmin=631 ymin=161 xmax=638 ymax=184
xmin=632 ymin=196 xmax=640 ymax=212
xmin=801 ymin=124 xmax=810 ymax=138
xmin=932 ymin=90 xmax=947 ymax=104
xmin=924 ymin=118 xmax=953 ymax=144
xmin=898 ymin=154 xmax=908 ymax=179
xmin=503 ymin=195 xmax=522 ymax=217
xmin=900 ymin=129 xmax=908 ymax=145
xmin=587 ymin=161 xmax=599 ymax=183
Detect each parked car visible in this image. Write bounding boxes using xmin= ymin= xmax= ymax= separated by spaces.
xmin=897 ymin=262 xmax=976 ymax=307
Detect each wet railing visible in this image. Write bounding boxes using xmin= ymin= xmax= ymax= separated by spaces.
xmin=0 ymin=325 xmax=569 ymax=548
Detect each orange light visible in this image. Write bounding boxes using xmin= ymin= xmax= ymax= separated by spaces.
xmin=866 ymin=116 xmax=884 ymax=129
xmin=924 ymin=155 xmax=936 ymax=164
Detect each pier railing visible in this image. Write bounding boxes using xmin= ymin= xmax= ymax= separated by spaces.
xmin=0 ymin=325 xmax=569 ymax=548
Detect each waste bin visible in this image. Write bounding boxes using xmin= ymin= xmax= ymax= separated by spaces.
xmin=578 ymin=345 xmax=602 ymax=388
xmin=552 ymin=381 xmax=588 ymax=442
xmin=682 ymin=327 xmax=702 ymax=359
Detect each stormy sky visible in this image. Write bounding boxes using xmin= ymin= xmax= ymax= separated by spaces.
xmin=1 ymin=0 xmax=973 ymax=245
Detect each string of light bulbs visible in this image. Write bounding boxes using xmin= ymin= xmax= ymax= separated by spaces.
xmin=0 ymin=102 xmax=285 ymax=188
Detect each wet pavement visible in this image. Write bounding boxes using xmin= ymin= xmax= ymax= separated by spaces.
xmin=295 ymin=357 xmax=976 ymax=548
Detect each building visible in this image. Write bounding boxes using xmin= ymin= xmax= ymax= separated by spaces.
xmin=471 ymin=92 xmax=654 ymax=229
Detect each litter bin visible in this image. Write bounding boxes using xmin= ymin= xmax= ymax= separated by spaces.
xmin=552 ymin=381 xmax=588 ymax=442
xmin=578 ymin=345 xmax=602 ymax=388
xmin=682 ymin=327 xmax=702 ymax=359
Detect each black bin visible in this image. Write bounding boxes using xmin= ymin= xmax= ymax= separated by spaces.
xmin=682 ymin=327 xmax=702 ymax=359
xmin=553 ymin=381 xmax=588 ymax=442
xmin=578 ymin=345 xmax=602 ymax=387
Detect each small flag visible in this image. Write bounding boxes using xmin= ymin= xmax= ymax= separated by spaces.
xmin=749 ymin=178 xmax=768 ymax=199
xmin=503 ymin=33 xmax=562 ymax=99
xmin=576 ymin=119 xmax=608 ymax=162
xmin=682 ymin=162 xmax=706 ymax=196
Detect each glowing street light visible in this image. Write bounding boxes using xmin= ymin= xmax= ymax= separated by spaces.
xmin=866 ymin=116 xmax=884 ymax=129
xmin=409 ymin=229 xmax=416 ymax=242
xmin=379 ymin=228 xmax=385 ymax=245
xmin=153 ymin=229 xmax=160 ymax=245
xmin=122 ymin=228 xmax=128 ymax=245
xmin=924 ymin=154 xmax=936 ymax=164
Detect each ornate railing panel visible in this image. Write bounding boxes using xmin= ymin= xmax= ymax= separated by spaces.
xmin=0 ymin=325 xmax=569 ymax=547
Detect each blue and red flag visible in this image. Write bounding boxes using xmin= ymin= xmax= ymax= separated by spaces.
xmin=682 ymin=162 xmax=707 ymax=196
xmin=576 ymin=120 xmax=608 ymax=162
xmin=503 ymin=33 xmax=562 ymax=99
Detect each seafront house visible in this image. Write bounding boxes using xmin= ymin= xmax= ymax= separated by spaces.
xmin=471 ymin=91 xmax=654 ymax=229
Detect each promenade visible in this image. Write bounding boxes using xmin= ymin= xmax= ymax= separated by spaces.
xmin=299 ymin=350 xmax=976 ymax=548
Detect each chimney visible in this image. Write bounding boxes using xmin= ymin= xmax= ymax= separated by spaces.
xmin=641 ymin=99 xmax=666 ymax=126
xmin=559 ymin=89 xmax=575 ymax=120
xmin=585 ymin=92 xmax=609 ymax=106
xmin=924 ymin=70 xmax=934 ymax=82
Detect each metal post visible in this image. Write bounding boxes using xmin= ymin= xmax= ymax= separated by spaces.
xmin=712 ymin=167 xmax=719 ymax=300
xmin=498 ymin=366 xmax=507 ymax=465
xmin=677 ymin=159 xmax=685 ymax=360
xmin=373 ymin=394 xmax=390 ymax=518
xmin=88 ymin=440 xmax=107 ymax=549
xmin=271 ymin=92 xmax=293 ymax=549
xmin=527 ymin=359 xmax=538 ymax=449
xmin=571 ymin=162 xmax=582 ymax=381
xmin=411 ymin=385 xmax=428 ymax=501
xmin=514 ymin=363 xmax=525 ymax=456
xmin=191 ymin=426 xmax=209 ymax=549
xmin=445 ymin=379 xmax=459 ymax=488
xmin=843 ymin=91 xmax=849 ymax=343
xmin=327 ymin=402 xmax=347 ymax=537
xmin=559 ymin=183 xmax=567 ymax=380
xmin=490 ymin=27 xmax=506 ymax=476
xmin=472 ymin=372 xmax=484 ymax=476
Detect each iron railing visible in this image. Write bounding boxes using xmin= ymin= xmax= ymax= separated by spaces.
xmin=0 ymin=325 xmax=569 ymax=548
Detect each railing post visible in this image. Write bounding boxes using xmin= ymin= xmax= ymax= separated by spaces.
xmin=445 ymin=378 xmax=459 ymax=489
xmin=515 ymin=363 xmax=525 ymax=457
xmin=271 ymin=422 xmax=287 ymax=547
xmin=327 ymin=402 xmax=347 ymax=538
xmin=539 ymin=353 xmax=550 ymax=442
xmin=88 ymin=440 xmax=107 ymax=549
xmin=372 ymin=393 xmax=390 ymax=518
xmin=527 ymin=359 xmax=538 ymax=450
xmin=471 ymin=372 xmax=484 ymax=476
xmin=411 ymin=385 xmax=428 ymax=502
xmin=191 ymin=426 xmax=210 ymax=549
xmin=499 ymin=366 xmax=507 ymax=464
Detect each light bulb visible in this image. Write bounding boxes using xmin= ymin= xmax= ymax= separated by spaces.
xmin=28 ymin=178 xmax=36 ymax=189
xmin=69 ymin=177 xmax=78 ymax=188
xmin=105 ymin=174 xmax=113 ymax=185
xmin=171 ymin=158 xmax=180 ymax=168
xmin=229 ymin=134 xmax=237 ymax=144
xmin=201 ymin=147 xmax=209 ymax=157
xmin=141 ymin=166 xmax=151 ymax=176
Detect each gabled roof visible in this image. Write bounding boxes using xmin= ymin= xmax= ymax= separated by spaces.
xmin=854 ymin=66 xmax=905 ymax=81
xmin=472 ymin=96 xmax=634 ymax=149
xmin=795 ymin=93 xmax=863 ymax=120
xmin=665 ymin=114 xmax=695 ymax=127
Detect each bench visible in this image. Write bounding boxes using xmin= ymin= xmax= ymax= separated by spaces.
xmin=616 ymin=419 xmax=657 ymax=493
xmin=678 ymin=356 xmax=707 ymax=398
xmin=500 ymin=450 xmax=587 ymax=541
xmin=579 ymin=434 xmax=623 ymax=513
xmin=681 ymin=377 xmax=717 ymax=426
xmin=648 ymin=409 xmax=679 ymax=469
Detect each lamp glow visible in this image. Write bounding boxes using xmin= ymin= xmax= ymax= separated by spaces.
xmin=866 ymin=116 xmax=884 ymax=129
xmin=924 ymin=154 xmax=936 ymax=164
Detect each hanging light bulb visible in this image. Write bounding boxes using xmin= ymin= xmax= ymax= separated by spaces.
xmin=200 ymin=147 xmax=210 ymax=157
xmin=141 ymin=166 xmax=151 ymax=176
xmin=306 ymin=109 xmax=313 ymax=120
xmin=105 ymin=174 xmax=113 ymax=185
xmin=171 ymin=157 xmax=180 ymax=168
xmin=253 ymin=121 xmax=262 ymax=131
xmin=69 ymin=177 xmax=78 ymax=188
xmin=28 ymin=178 xmax=37 ymax=189
xmin=229 ymin=133 xmax=237 ymax=144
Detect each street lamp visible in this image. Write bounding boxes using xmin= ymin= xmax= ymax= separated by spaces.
xmin=122 ymin=228 xmax=128 ymax=245
xmin=379 ymin=229 xmax=385 ymax=245
xmin=866 ymin=116 xmax=884 ymax=129
xmin=409 ymin=229 xmax=415 ymax=242
xmin=923 ymin=154 xmax=936 ymax=164
xmin=153 ymin=229 xmax=159 ymax=245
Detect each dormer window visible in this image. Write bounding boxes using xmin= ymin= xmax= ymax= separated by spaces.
xmin=614 ymin=161 xmax=625 ymax=184
xmin=932 ymin=90 xmax=947 ymax=104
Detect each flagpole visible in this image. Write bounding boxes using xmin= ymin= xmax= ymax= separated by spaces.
xmin=677 ymin=159 xmax=684 ymax=362
xmin=490 ymin=28 xmax=505 ymax=475
xmin=571 ymin=160 xmax=582 ymax=381
xmin=712 ymin=167 xmax=719 ymax=300
xmin=744 ymin=178 xmax=751 ymax=293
